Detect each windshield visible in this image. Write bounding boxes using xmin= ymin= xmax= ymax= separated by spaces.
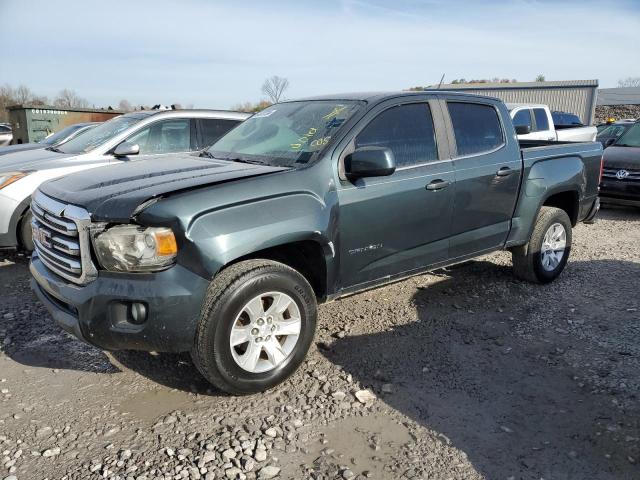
xmin=40 ymin=124 xmax=90 ymax=145
xmin=614 ymin=123 xmax=640 ymax=147
xmin=57 ymin=115 xmax=144 ymax=154
xmin=207 ymin=100 xmax=362 ymax=167
xmin=597 ymin=124 xmax=630 ymax=139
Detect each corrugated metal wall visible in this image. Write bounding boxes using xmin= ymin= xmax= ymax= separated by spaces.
xmin=437 ymin=81 xmax=598 ymax=125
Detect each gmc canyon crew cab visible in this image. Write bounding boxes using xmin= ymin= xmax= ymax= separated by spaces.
xmin=29 ymin=92 xmax=602 ymax=394
xmin=508 ymin=103 xmax=597 ymax=142
xmin=0 ymin=109 xmax=248 ymax=251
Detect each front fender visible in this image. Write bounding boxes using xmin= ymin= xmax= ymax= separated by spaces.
xmin=180 ymin=192 xmax=333 ymax=279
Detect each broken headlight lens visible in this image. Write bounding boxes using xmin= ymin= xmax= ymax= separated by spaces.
xmin=93 ymin=225 xmax=177 ymax=272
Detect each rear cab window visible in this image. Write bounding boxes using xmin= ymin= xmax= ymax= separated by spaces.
xmin=447 ymin=102 xmax=504 ymax=156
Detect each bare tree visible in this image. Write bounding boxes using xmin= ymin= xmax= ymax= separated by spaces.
xmin=618 ymin=77 xmax=640 ymax=87
xmin=535 ymin=74 xmax=546 ymax=82
xmin=53 ymin=89 xmax=89 ymax=109
xmin=118 ymin=99 xmax=133 ymax=112
xmin=261 ymin=76 xmax=289 ymax=104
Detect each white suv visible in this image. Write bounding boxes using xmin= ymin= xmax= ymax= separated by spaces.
xmin=0 ymin=109 xmax=249 ymax=250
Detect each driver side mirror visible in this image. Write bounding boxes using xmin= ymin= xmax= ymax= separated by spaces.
xmin=114 ymin=142 xmax=140 ymax=157
xmin=345 ymin=147 xmax=396 ymax=179
xmin=515 ymin=125 xmax=531 ymax=135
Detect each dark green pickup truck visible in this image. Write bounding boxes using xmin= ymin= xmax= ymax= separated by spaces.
xmin=29 ymin=91 xmax=602 ymax=394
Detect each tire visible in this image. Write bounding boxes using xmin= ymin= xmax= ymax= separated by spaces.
xmin=192 ymin=259 xmax=317 ymax=395
xmin=19 ymin=209 xmax=34 ymax=252
xmin=512 ymin=206 xmax=572 ymax=284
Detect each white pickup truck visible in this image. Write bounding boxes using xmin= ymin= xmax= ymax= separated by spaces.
xmin=507 ymin=103 xmax=597 ymax=142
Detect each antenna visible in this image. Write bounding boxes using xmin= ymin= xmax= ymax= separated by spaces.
xmin=437 ymin=74 xmax=445 ymax=89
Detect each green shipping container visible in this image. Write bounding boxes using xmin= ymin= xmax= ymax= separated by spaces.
xmin=7 ymin=105 xmax=123 ymax=144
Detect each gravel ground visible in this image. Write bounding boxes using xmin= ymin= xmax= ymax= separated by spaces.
xmin=0 ymin=207 xmax=639 ymax=480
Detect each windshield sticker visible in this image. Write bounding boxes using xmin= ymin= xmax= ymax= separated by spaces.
xmin=254 ymin=109 xmax=276 ymax=118
xmin=326 ymin=118 xmax=345 ymax=129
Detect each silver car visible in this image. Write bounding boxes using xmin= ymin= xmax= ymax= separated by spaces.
xmin=0 ymin=124 xmax=12 ymax=146
xmin=0 ymin=122 xmax=99 ymax=156
xmin=0 ymin=109 xmax=249 ymax=250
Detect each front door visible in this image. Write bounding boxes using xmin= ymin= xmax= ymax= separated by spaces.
xmin=336 ymin=101 xmax=455 ymax=289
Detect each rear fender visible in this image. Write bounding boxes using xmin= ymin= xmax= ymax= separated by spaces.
xmin=506 ymin=156 xmax=584 ymax=247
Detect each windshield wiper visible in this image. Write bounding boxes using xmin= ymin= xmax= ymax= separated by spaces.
xmin=46 ymin=146 xmax=63 ymax=153
xmin=199 ymin=150 xmax=216 ymax=158
xmin=224 ymin=157 xmax=267 ymax=165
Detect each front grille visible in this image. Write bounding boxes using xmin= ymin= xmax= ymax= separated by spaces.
xmin=602 ymin=167 xmax=640 ymax=181
xmin=31 ymin=190 xmax=98 ymax=285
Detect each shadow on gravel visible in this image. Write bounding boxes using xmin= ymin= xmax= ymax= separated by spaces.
xmin=0 ymin=251 xmax=119 ymax=374
xmin=323 ymin=259 xmax=640 ymax=480
xmin=109 ymin=350 xmax=217 ymax=394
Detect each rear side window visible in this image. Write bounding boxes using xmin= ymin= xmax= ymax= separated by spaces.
xmin=355 ymin=103 xmax=438 ymax=168
xmin=448 ymin=102 xmax=504 ymax=156
xmin=198 ymin=119 xmax=240 ymax=149
xmin=533 ymin=108 xmax=550 ymax=131
xmin=512 ymin=109 xmax=532 ymax=130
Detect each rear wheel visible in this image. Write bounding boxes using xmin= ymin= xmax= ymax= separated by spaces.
xmin=192 ymin=259 xmax=317 ymax=395
xmin=19 ymin=209 xmax=34 ymax=252
xmin=512 ymin=206 xmax=572 ymax=284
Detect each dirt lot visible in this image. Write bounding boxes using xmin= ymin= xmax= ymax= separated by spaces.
xmin=1 ymin=207 xmax=639 ymax=480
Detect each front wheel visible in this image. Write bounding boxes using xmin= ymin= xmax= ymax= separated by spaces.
xmin=512 ymin=206 xmax=572 ymax=284
xmin=192 ymin=259 xmax=317 ymax=395
xmin=19 ymin=209 xmax=34 ymax=252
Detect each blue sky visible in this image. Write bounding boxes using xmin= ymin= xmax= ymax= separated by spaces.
xmin=2 ymin=0 xmax=639 ymax=109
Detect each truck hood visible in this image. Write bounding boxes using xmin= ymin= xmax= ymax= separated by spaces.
xmin=39 ymin=153 xmax=289 ymax=222
xmin=603 ymin=145 xmax=640 ymax=169
xmin=0 ymin=147 xmax=76 ymax=170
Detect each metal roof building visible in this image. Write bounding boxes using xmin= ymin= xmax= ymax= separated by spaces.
xmin=435 ymin=80 xmax=599 ymax=125
xmin=597 ymin=87 xmax=640 ymax=106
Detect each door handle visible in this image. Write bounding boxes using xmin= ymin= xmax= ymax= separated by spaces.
xmin=496 ymin=167 xmax=513 ymax=177
xmin=426 ymin=179 xmax=450 ymax=191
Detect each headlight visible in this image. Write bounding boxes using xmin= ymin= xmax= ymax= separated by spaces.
xmin=92 ymin=225 xmax=178 ymax=272
xmin=0 ymin=171 xmax=28 ymax=190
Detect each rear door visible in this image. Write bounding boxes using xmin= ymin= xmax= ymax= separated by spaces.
xmin=336 ymin=99 xmax=455 ymax=288
xmin=444 ymin=100 xmax=522 ymax=258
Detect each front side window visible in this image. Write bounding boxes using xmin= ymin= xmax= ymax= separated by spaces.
xmin=208 ymin=100 xmax=362 ymax=167
xmin=58 ymin=114 xmax=146 ymax=154
xmin=125 ymin=119 xmax=191 ymax=155
xmin=198 ymin=119 xmax=241 ymax=149
xmin=355 ymin=103 xmax=438 ymax=168
xmin=448 ymin=102 xmax=504 ymax=156
xmin=533 ymin=108 xmax=550 ymax=131
xmin=512 ymin=109 xmax=532 ymax=130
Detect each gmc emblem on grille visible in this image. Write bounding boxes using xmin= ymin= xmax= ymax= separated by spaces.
xmin=32 ymin=224 xmax=52 ymax=248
